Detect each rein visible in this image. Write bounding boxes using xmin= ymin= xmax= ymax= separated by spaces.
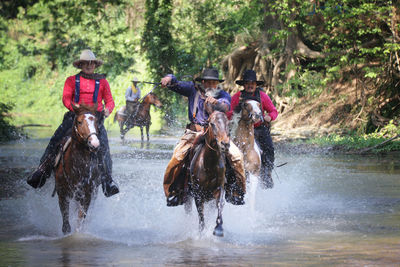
xmin=204 ymin=127 xmax=218 ymax=152
xmin=74 ymin=125 xmax=98 ymax=144
xmin=73 ymin=113 xmax=98 ymax=146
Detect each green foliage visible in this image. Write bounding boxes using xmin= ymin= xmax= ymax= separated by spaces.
xmin=141 ymin=0 xmax=183 ymax=125
xmin=0 ymin=102 xmax=24 ymax=141
xmin=1 ymin=0 xmax=399 ymax=139
xmin=311 ymin=121 xmax=400 ymax=152
xmin=172 ymin=0 xmax=263 ymax=72
xmin=281 ymin=68 xmax=327 ymax=98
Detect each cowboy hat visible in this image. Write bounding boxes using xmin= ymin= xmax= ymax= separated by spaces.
xmin=195 ymin=68 xmax=224 ymax=82
xmin=73 ymin=49 xmax=103 ymax=68
xmin=235 ymin=69 xmax=264 ymax=86
xmin=131 ymin=77 xmax=139 ymax=83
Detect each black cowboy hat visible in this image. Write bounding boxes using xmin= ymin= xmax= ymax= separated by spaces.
xmin=195 ymin=68 xmax=224 ymax=82
xmin=235 ymin=69 xmax=264 ymax=86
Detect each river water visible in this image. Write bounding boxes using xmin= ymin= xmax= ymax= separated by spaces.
xmin=0 ymin=132 xmax=399 ymax=266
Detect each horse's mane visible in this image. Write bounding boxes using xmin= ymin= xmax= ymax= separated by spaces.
xmin=73 ymin=103 xmax=97 ymax=115
xmin=229 ymin=112 xmax=241 ymax=136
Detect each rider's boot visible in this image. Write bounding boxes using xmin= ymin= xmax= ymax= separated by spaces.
xmin=164 ymin=157 xmax=186 ymax=206
xmin=260 ymin=166 xmax=274 ymax=189
xmin=101 ymin=174 xmax=120 ymax=197
xmin=225 ymin=158 xmax=246 ymax=205
xmin=27 ymin=155 xmax=54 ymax=188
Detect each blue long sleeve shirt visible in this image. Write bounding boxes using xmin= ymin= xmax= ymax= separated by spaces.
xmin=167 ymin=74 xmax=231 ymax=125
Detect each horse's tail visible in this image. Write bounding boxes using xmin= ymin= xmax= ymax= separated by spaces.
xmin=113 ymin=112 xmax=117 ymax=123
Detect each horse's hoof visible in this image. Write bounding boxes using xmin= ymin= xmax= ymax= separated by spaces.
xmin=213 ymin=225 xmax=224 ymax=237
xmin=62 ymin=223 xmax=71 ymax=235
xmin=166 ymin=195 xmax=183 ymax=206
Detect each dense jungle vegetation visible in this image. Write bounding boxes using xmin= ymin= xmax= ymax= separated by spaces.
xmin=1 ymin=0 xmax=399 ymax=150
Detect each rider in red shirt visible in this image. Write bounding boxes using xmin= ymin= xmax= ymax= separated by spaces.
xmin=228 ymin=70 xmax=278 ymax=188
xmin=27 ymin=49 xmax=119 ymax=197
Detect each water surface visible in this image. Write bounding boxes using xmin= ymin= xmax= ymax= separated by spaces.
xmin=0 ymin=135 xmax=399 ymax=266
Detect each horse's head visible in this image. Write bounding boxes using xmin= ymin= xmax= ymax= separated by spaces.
xmin=241 ymin=99 xmax=263 ymax=124
xmin=72 ymin=103 xmax=100 ymax=151
xmin=207 ymin=111 xmax=230 ymax=153
xmin=146 ymin=92 xmax=162 ymax=108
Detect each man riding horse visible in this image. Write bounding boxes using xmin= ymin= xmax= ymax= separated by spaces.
xmin=161 ymin=68 xmax=246 ymax=206
xmin=228 ymin=70 xmax=278 ymax=188
xmin=26 ymin=49 xmax=119 ymax=197
xmin=125 ymin=77 xmax=141 ymax=122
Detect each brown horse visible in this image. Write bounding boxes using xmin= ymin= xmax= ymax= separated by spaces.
xmin=231 ymin=99 xmax=263 ymax=178
xmin=54 ymin=103 xmax=102 ymax=234
xmin=188 ymin=111 xmax=230 ymax=236
xmin=114 ymin=92 xmax=162 ymax=142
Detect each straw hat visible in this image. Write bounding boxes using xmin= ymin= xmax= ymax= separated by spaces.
xmin=132 ymin=77 xmax=139 ymax=83
xmin=73 ymin=49 xmax=103 ymax=68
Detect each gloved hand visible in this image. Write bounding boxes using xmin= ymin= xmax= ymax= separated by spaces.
xmin=103 ymin=108 xmax=110 ymax=117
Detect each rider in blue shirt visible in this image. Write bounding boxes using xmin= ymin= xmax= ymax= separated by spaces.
xmin=161 ymin=68 xmax=246 ymax=206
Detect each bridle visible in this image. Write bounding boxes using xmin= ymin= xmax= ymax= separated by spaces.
xmin=73 ymin=112 xmax=98 ymax=146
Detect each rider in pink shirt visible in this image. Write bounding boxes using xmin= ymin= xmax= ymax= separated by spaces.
xmin=229 ymin=70 xmax=278 ymax=189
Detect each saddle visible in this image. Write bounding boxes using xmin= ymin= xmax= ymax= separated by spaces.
xmin=54 ymin=136 xmax=72 ymax=168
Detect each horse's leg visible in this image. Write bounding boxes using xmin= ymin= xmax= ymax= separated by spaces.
xmin=140 ymin=126 xmax=144 ymax=142
xmin=146 ymin=124 xmax=150 ymax=142
xmin=59 ymin=195 xmax=71 ymax=234
xmin=184 ymin=196 xmax=193 ymax=214
xmin=77 ymin=194 xmax=91 ymax=232
xmin=194 ymin=196 xmax=205 ymax=233
xmin=213 ymin=187 xmax=224 ymax=237
xmin=119 ymin=121 xmax=125 ymax=141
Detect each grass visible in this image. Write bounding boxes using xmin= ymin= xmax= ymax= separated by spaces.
xmin=307 ymin=133 xmax=400 ymax=153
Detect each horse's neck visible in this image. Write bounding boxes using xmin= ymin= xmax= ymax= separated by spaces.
xmin=203 ymin=135 xmax=221 ymax=160
xmin=234 ymin=119 xmax=255 ymax=148
xmin=70 ymin=139 xmax=92 ymax=159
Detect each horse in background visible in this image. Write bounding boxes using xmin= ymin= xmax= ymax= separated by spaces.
xmin=54 ymin=103 xmax=102 ymax=234
xmin=231 ymin=99 xmax=263 ymax=179
xmin=114 ymin=92 xmax=162 ymax=142
xmin=188 ymin=111 xmax=230 ymax=236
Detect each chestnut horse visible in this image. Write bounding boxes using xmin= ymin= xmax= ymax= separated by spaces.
xmin=231 ymin=99 xmax=263 ymax=178
xmin=114 ymin=92 xmax=162 ymax=142
xmin=188 ymin=111 xmax=230 ymax=236
xmin=54 ymin=103 xmax=102 ymax=234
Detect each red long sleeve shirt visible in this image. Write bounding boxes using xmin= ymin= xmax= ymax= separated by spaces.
xmin=62 ymin=75 xmax=115 ymax=113
xmin=228 ymin=90 xmax=278 ymax=128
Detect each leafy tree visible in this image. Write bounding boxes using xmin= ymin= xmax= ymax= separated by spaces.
xmin=0 ymin=102 xmax=24 ymax=141
xmin=142 ymin=0 xmax=182 ymax=125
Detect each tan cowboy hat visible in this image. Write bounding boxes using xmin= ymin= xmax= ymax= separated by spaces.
xmin=73 ymin=49 xmax=103 ymax=68
xmin=132 ymin=77 xmax=139 ymax=83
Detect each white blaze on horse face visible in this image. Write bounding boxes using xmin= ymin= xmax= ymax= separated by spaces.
xmin=85 ymin=114 xmax=99 ymax=148
xmin=247 ymin=100 xmax=262 ymax=123
xmin=248 ymin=100 xmax=262 ymax=115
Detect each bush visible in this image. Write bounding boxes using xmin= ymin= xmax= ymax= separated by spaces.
xmin=0 ymin=102 xmax=25 ymax=141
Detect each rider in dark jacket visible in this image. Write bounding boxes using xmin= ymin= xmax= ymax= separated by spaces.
xmin=161 ymin=68 xmax=247 ymax=206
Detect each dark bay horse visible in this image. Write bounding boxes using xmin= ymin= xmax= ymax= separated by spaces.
xmin=54 ymin=103 xmax=102 ymax=234
xmin=114 ymin=92 xmax=162 ymax=142
xmin=188 ymin=111 xmax=230 ymax=236
xmin=231 ymin=99 xmax=263 ymax=179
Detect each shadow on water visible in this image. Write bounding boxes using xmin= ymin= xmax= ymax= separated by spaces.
xmin=0 ymin=133 xmax=400 ymax=266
